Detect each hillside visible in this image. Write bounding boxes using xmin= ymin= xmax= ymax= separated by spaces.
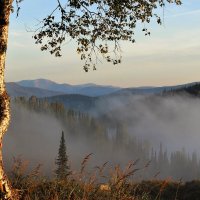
xmin=163 ymin=83 xmax=200 ymax=97
xmin=113 ymin=82 xmax=200 ymax=96
xmin=6 ymin=80 xmax=200 ymax=113
xmin=42 ymin=82 xmax=200 ymax=113
xmin=8 ymin=79 xmax=200 ymax=100
xmin=17 ymin=79 xmax=121 ymax=97
xmin=6 ymin=82 xmax=63 ymax=98
xmin=43 ymin=94 xmax=97 ymax=112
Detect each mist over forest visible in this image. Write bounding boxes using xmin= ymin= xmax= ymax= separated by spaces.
xmin=3 ymin=89 xmax=200 ymax=181
xmin=94 ymin=94 xmax=200 ymax=153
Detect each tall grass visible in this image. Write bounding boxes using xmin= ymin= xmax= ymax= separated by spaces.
xmin=6 ymin=156 xmax=200 ymax=200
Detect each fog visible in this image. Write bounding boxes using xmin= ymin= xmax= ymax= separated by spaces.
xmin=3 ymin=94 xmax=200 ymax=180
xmin=95 ymin=94 xmax=200 ymax=154
xmin=3 ymin=104 xmax=111 ymax=175
xmin=3 ymin=105 xmax=62 ymax=175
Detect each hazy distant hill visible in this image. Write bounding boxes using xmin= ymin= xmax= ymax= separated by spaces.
xmin=112 ymin=82 xmax=200 ymax=96
xmin=6 ymin=82 xmax=63 ymax=98
xmin=43 ymin=94 xmax=97 ymax=112
xmin=17 ymin=79 xmax=121 ymax=97
xmin=163 ymin=83 xmax=200 ymax=97
xmin=42 ymin=82 xmax=200 ymax=112
xmin=6 ymin=79 xmax=200 ymax=109
xmin=16 ymin=78 xmax=200 ymax=98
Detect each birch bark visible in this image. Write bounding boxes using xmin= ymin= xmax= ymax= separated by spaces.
xmin=0 ymin=0 xmax=18 ymax=199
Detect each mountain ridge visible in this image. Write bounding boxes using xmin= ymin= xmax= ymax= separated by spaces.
xmin=6 ymin=79 xmax=200 ymax=100
xmin=17 ymin=79 xmax=120 ymax=97
xmin=6 ymin=82 xmax=64 ymax=98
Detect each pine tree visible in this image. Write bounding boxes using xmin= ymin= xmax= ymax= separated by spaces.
xmin=55 ymin=131 xmax=70 ymax=180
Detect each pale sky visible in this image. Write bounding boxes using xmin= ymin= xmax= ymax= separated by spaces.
xmin=5 ymin=0 xmax=200 ymax=87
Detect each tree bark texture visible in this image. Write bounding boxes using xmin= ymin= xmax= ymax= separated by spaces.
xmin=0 ymin=0 xmax=18 ymax=199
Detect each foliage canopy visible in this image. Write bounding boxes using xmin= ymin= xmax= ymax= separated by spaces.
xmin=31 ymin=0 xmax=182 ymax=71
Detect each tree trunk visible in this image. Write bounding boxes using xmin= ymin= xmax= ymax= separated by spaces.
xmin=0 ymin=0 xmax=18 ymax=199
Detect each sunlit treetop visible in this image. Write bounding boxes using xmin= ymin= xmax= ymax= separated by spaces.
xmin=30 ymin=0 xmax=182 ymax=71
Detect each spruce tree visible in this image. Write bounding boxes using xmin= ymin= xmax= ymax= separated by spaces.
xmin=55 ymin=131 xmax=70 ymax=180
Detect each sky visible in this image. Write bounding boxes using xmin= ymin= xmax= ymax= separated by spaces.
xmin=5 ymin=0 xmax=200 ymax=87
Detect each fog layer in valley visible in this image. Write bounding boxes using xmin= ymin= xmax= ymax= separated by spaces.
xmin=3 ymin=104 xmax=62 ymax=174
xmin=3 ymin=94 xmax=200 ymax=180
xmin=95 ymin=95 xmax=200 ymax=154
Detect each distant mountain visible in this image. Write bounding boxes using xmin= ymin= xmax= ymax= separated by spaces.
xmin=43 ymin=94 xmax=97 ymax=112
xmin=17 ymin=79 xmax=121 ymax=97
xmin=6 ymin=82 xmax=63 ymax=98
xmin=163 ymin=83 xmax=200 ymax=97
xmin=111 ymin=82 xmax=200 ymax=96
xmin=8 ymin=79 xmax=200 ymax=103
xmin=42 ymin=82 xmax=200 ymax=112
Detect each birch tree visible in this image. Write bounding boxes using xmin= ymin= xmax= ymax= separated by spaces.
xmin=0 ymin=0 xmax=181 ymax=199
